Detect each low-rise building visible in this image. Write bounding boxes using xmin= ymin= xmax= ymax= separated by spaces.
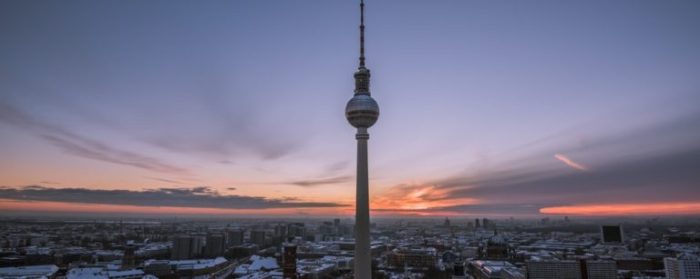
xmin=387 ymin=247 xmax=437 ymax=268
xmin=469 ymin=260 xmax=515 ymax=279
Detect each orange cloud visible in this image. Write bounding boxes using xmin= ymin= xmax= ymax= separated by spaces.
xmin=554 ymin=153 xmax=588 ymax=171
xmin=540 ymin=202 xmax=700 ymax=216
xmin=372 ymin=184 xmax=477 ymax=215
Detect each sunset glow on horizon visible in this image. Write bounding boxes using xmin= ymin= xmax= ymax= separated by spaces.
xmin=0 ymin=199 xmax=349 ymax=217
xmin=5 ymin=198 xmax=700 ymax=218
xmin=540 ymin=203 xmax=700 ymax=216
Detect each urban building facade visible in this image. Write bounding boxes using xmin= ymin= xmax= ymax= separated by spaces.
xmin=526 ymin=259 xmax=616 ymax=279
xmin=665 ymin=255 xmax=700 ymax=279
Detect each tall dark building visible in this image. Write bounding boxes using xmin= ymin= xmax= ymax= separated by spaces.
xmin=227 ymin=230 xmax=244 ymax=247
xmin=283 ymin=244 xmax=297 ymax=279
xmin=122 ymin=244 xmax=135 ymax=269
xmin=204 ymin=233 xmax=225 ymax=257
xmin=475 ymin=218 xmax=481 ymax=228
xmin=251 ymin=230 xmax=267 ymax=248
xmin=172 ymin=235 xmax=193 ymax=260
xmin=482 ymin=218 xmax=490 ymax=229
xmin=601 ymin=225 xmax=624 ymax=243
xmin=287 ymin=223 xmax=306 ymax=238
xmin=275 ymin=224 xmax=288 ymax=239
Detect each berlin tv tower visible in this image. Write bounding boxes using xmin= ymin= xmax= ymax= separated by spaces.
xmin=345 ymin=0 xmax=379 ymax=278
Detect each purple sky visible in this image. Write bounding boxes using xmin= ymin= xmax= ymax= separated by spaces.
xmin=1 ymin=0 xmax=699 ymax=217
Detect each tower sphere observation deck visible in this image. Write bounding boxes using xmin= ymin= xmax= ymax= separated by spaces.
xmin=345 ymin=0 xmax=379 ymax=130
xmin=345 ymin=90 xmax=379 ymax=128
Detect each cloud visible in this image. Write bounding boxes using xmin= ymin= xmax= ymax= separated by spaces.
xmin=376 ymin=113 xmax=700 ymax=216
xmin=324 ymin=160 xmax=350 ymax=173
xmin=540 ymin=202 xmax=700 ymax=216
xmin=43 ymin=135 xmax=188 ymax=174
xmin=418 ymin=146 xmax=700 ymax=217
xmin=145 ymin=133 xmax=299 ymax=161
xmin=226 ymin=187 xmax=237 ymax=191
xmin=147 ymin=177 xmax=188 ymax=184
xmin=373 ymin=184 xmax=477 ymax=211
xmin=0 ymin=185 xmax=345 ymax=209
xmin=0 ymin=102 xmax=189 ymax=174
xmin=443 ymin=142 xmax=700 ymax=206
xmin=554 ymin=153 xmax=588 ymax=171
xmin=436 ymin=203 xmax=553 ymax=215
xmin=286 ymin=176 xmax=352 ymax=187
xmin=133 ymin=78 xmax=305 ymax=161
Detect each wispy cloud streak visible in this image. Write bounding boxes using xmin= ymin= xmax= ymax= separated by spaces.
xmin=286 ymin=176 xmax=352 ymax=187
xmin=0 ymin=102 xmax=188 ymax=174
xmin=554 ymin=153 xmax=588 ymax=171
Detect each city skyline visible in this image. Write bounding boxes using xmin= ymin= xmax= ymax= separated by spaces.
xmin=1 ymin=0 xmax=700 ymax=218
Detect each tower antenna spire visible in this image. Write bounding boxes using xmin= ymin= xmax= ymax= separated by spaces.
xmin=359 ymin=0 xmax=366 ymax=68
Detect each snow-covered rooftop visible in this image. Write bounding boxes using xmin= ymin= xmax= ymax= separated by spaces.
xmin=0 ymin=265 xmax=59 ymax=278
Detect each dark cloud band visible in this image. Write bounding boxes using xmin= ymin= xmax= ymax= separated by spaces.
xmin=0 ymin=185 xmax=345 ymax=209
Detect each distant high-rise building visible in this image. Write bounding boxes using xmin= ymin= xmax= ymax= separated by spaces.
xmin=319 ymin=222 xmax=335 ymax=237
xmin=204 ymin=233 xmax=225 ymax=257
xmin=600 ymin=225 xmax=624 ymax=243
xmin=251 ymin=230 xmax=267 ymax=248
xmin=665 ymin=255 xmax=700 ymax=279
xmin=227 ymin=230 xmax=244 ymax=247
xmin=274 ymin=224 xmax=288 ymax=239
xmin=482 ymin=218 xmax=490 ymax=229
xmin=283 ymin=244 xmax=297 ymax=279
xmin=287 ymin=223 xmax=306 ymax=238
xmin=443 ymin=217 xmax=451 ymax=227
xmin=334 ymin=219 xmax=341 ymax=227
xmin=172 ymin=236 xmax=193 ymax=260
xmin=475 ymin=218 xmax=481 ymax=228
xmin=191 ymin=234 xmax=206 ymax=257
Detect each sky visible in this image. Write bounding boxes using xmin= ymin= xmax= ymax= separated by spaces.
xmin=1 ymin=0 xmax=699 ymax=218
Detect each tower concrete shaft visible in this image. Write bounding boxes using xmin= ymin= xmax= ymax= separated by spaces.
xmin=355 ymin=128 xmax=371 ymax=278
xmin=345 ymin=0 xmax=378 ymax=277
